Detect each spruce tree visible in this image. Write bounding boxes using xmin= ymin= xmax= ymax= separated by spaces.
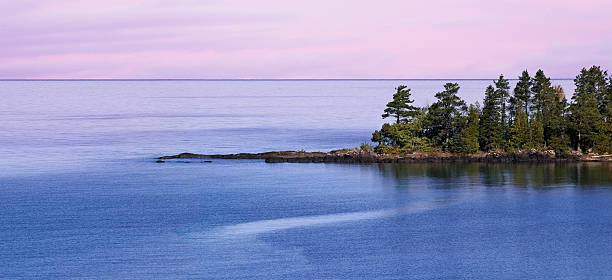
xmin=479 ymin=85 xmax=503 ymax=151
xmin=460 ymin=104 xmax=480 ymax=154
xmin=573 ymin=66 xmax=609 ymax=117
xmin=531 ymin=69 xmax=552 ymax=115
xmin=530 ymin=112 xmax=545 ymax=149
xmin=530 ymin=69 xmax=561 ymax=148
xmin=569 ymin=84 xmax=603 ymax=153
xmin=510 ymin=104 xmax=530 ymax=150
xmin=598 ymin=76 xmax=612 ymax=153
xmin=424 ymin=83 xmax=467 ymax=151
xmin=494 ymin=74 xmax=510 ymax=143
xmin=513 ymin=70 xmax=532 ymax=119
xmin=382 ymin=85 xmax=419 ymax=124
xmin=546 ymin=86 xmax=569 ymax=153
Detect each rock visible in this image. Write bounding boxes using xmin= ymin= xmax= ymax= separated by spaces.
xmin=158 ymin=149 xmax=603 ymax=164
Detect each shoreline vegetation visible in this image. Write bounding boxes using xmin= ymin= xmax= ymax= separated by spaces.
xmin=160 ymin=66 xmax=612 ymax=164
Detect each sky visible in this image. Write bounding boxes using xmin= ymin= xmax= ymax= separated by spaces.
xmin=1 ymin=0 xmax=611 ymax=79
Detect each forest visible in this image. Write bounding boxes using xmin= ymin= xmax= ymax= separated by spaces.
xmin=371 ymin=66 xmax=612 ymax=155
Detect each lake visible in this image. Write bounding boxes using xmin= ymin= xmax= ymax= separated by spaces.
xmin=2 ymin=80 xmax=611 ymax=279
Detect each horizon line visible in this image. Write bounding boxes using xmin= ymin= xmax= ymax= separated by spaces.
xmin=0 ymin=78 xmax=575 ymax=81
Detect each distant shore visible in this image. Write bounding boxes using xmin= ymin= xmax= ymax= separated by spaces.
xmin=158 ymin=149 xmax=612 ymax=164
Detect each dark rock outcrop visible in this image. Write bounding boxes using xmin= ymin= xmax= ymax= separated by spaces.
xmin=158 ymin=149 xmax=612 ymax=164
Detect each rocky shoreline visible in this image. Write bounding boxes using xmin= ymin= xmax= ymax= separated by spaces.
xmin=158 ymin=149 xmax=612 ymax=164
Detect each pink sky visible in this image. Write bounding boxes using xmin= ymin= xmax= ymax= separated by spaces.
xmin=1 ymin=0 xmax=611 ymax=79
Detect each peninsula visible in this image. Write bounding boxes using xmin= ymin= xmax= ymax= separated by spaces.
xmin=158 ymin=149 xmax=611 ymax=163
xmin=160 ymin=66 xmax=612 ymax=164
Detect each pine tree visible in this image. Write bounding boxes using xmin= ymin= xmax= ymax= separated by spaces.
xmin=513 ymin=70 xmax=532 ymax=119
xmin=479 ymin=85 xmax=503 ymax=151
xmin=530 ymin=112 xmax=545 ymax=149
xmin=531 ymin=69 xmax=552 ymax=115
xmin=382 ymin=85 xmax=419 ymax=124
xmin=510 ymin=104 xmax=530 ymax=150
xmin=460 ymin=104 xmax=480 ymax=154
xmin=594 ymin=120 xmax=612 ymax=153
xmin=569 ymin=88 xmax=602 ymax=153
xmin=530 ymin=69 xmax=563 ymax=148
xmin=494 ymin=74 xmax=510 ymax=143
xmin=568 ymin=67 xmax=610 ymax=153
xmin=424 ymin=83 xmax=467 ymax=151
xmin=547 ymin=86 xmax=569 ymax=153
xmin=574 ymin=66 xmax=609 ymax=117
xmin=598 ymin=76 xmax=612 ymax=153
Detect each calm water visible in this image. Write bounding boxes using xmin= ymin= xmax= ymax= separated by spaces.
xmin=2 ymin=80 xmax=611 ymax=279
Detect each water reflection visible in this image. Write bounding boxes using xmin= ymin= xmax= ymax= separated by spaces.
xmin=377 ymin=163 xmax=612 ymax=188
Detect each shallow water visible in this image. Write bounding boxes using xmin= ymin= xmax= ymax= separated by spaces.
xmin=2 ymin=80 xmax=611 ymax=279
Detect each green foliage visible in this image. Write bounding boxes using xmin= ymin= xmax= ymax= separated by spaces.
xmin=569 ymin=91 xmax=602 ymax=152
xmin=424 ymin=83 xmax=467 ymax=151
xmin=531 ymin=69 xmax=552 ymax=114
xmin=458 ymin=104 xmax=480 ymax=154
xmin=494 ymin=74 xmax=510 ymax=141
xmin=371 ymin=110 xmax=432 ymax=154
xmin=527 ymin=69 xmax=567 ymax=149
xmin=530 ymin=112 xmax=545 ymax=149
xmin=479 ymin=85 xmax=503 ymax=151
xmin=545 ymin=86 xmax=568 ymax=152
xmin=382 ymin=85 xmax=419 ymax=124
xmin=509 ymin=104 xmax=530 ymax=150
xmin=512 ymin=70 xmax=532 ymax=119
xmin=359 ymin=143 xmax=374 ymax=153
xmin=371 ymin=66 xmax=612 ymax=155
xmin=568 ymin=66 xmax=611 ymax=153
xmin=574 ymin=66 xmax=609 ymax=117
xmin=593 ymin=122 xmax=612 ymax=153
xmin=372 ymin=123 xmax=402 ymax=146
xmin=374 ymin=144 xmax=401 ymax=155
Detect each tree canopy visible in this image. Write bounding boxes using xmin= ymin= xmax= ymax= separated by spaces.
xmin=381 ymin=85 xmax=419 ymax=124
xmin=370 ymin=66 xmax=612 ymax=155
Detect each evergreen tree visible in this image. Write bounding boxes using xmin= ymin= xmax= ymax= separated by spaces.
xmin=424 ymin=83 xmax=467 ymax=151
xmin=512 ymin=70 xmax=532 ymax=119
xmin=568 ymin=67 xmax=611 ymax=153
xmin=510 ymin=104 xmax=530 ymax=150
xmin=546 ymin=86 xmax=569 ymax=153
xmin=607 ymin=75 xmax=612 ymax=119
xmin=479 ymin=85 xmax=503 ymax=151
xmin=401 ymin=108 xmax=431 ymax=152
xmin=382 ymin=85 xmax=419 ymax=124
xmin=573 ymin=66 xmax=609 ymax=118
xmin=569 ymin=87 xmax=603 ymax=153
xmin=597 ymin=76 xmax=612 ymax=153
xmin=531 ymin=69 xmax=552 ymax=115
xmin=494 ymin=74 xmax=510 ymax=143
xmin=530 ymin=112 xmax=545 ymax=149
xmin=373 ymin=89 xmax=430 ymax=153
xmin=369 ymin=66 xmax=612 ymax=155
xmin=371 ymin=123 xmax=403 ymax=146
xmin=459 ymin=104 xmax=480 ymax=154
xmin=594 ymin=121 xmax=612 ymax=153
xmin=530 ymin=69 xmax=564 ymax=148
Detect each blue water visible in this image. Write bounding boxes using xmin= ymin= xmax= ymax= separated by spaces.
xmin=2 ymin=80 xmax=611 ymax=279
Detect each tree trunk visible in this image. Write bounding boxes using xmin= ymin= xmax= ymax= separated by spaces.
xmin=577 ymin=130 xmax=582 ymax=153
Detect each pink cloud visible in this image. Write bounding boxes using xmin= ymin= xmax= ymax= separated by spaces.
xmin=1 ymin=0 xmax=611 ymax=78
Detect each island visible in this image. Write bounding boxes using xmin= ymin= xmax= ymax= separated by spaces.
xmin=159 ymin=66 xmax=612 ymax=164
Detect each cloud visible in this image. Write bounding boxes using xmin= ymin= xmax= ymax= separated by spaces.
xmin=0 ymin=0 xmax=611 ymax=78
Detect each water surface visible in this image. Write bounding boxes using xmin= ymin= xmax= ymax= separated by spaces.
xmin=2 ymin=80 xmax=610 ymax=280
